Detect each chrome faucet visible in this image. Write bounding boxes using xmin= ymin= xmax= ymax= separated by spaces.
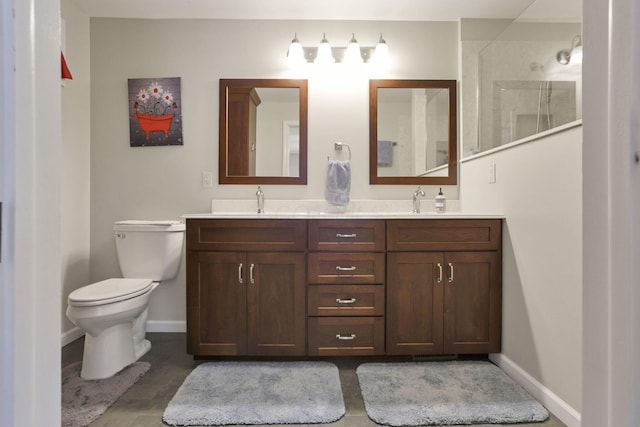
xmin=412 ymin=186 xmax=425 ymax=213
xmin=256 ymin=186 xmax=264 ymax=213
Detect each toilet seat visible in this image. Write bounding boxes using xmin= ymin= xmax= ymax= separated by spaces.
xmin=68 ymin=278 xmax=154 ymax=307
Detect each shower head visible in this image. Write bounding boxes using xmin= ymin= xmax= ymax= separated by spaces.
xmin=557 ymin=35 xmax=583 ymax=65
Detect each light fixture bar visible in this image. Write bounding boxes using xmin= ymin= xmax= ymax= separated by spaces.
xmin=286 ymin=33 xmax=389 ymax=64
xmin=300 ymin=46 xmax=376 ymax=63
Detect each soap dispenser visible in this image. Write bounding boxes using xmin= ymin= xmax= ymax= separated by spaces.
xmin=435 ymin=188 xmax=446 ymax=213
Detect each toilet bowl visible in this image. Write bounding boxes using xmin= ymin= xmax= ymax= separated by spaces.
xmin=66 ymin=220 xmax=185 ymax=380
xmin=67 ymin=278 xmax=158 ymax=379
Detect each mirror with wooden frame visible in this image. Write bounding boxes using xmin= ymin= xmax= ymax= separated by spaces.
xmin=369 ymin=79 xmax=457 ymax=185
xmin=219 ymin=79 xmax=308 ymax=184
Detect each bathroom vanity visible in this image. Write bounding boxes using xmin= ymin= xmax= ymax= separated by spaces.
xmin=185 ymin=214 xmax=502 ymax=358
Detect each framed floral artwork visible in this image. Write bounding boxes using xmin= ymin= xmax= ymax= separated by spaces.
xmin=128 ymin=77 xmax=183 ymax=146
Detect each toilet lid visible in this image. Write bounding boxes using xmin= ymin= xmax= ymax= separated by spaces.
xmin=114 ymin=220 xmax=185 ymax=232
xmin=68 ymin=278 xmax=154 ymax=307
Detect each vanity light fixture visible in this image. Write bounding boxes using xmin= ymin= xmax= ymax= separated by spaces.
xmin=556 ymin=35 xmax=583 ymax=65
xmin=286 ymin=33 xmax=390 ymax=65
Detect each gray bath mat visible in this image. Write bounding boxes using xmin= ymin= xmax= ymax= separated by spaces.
xmin=61 ymin=361 xmax=150 ymax=427
xmin=163 ymin=361 xmax=345 ymax=425
xmin=357 ymin=361 xmax=549 ymax=426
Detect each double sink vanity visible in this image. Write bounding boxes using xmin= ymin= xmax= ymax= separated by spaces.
xmin=184 ymin=203 xmax=503 ymax=359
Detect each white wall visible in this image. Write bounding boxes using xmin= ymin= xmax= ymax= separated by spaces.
xmin=84 ymin=18 xmax=459 ymax=332
xmin=460 ymin=126 xmax=582 ymax=422
xmin=61 ymin=0 xmax=91 ymax=338
xmin=255 ymin=98 xmax=298 ymax=176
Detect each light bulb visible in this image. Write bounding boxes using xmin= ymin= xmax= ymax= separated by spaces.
xmin=286 ymin=33 xmax=305 ymax=65
xmin=315 ymin=33 xmax=335 ymax=64
xmin=373 ymin=33 xmax=389 ymax=65
xmin=344 ymin=33 xmax=363 ymax=64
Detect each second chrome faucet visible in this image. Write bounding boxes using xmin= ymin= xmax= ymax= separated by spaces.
xmin=412 ymin=186 xmax=425 ymax=214
xmin=256 ymin=186 xmax=264 ymax=213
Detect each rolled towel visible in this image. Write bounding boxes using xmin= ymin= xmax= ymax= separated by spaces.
xmin=326 ymin=160 xmax=351 ymax=206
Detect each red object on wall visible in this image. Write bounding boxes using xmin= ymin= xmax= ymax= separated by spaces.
xmin=135 ymin=112 xmax=175 ymax=140
xmin=61 ymin=51 xmax=73 ymax=79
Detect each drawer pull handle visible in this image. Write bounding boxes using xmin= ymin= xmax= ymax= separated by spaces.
xmin=238 ymin=263 xmax=243 ymax=284
xmin=448 ymin=262 xmax=454 ymax=283
xmin=437 ymin=263 xmax=443 ymax=283
xmin=336 ymin=298 xmax=357 ymax=304
xmin=249 ymin=263 xmax=255 ymax=284
xmin=336 ymin=266 xmax=356 ymax=272
xmin=336 ymin=233 xmax=357 ymax=238
xmin=336 ymin=334 xmax=356 ymax=340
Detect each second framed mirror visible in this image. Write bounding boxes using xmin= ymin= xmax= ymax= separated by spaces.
xmin=369 ymin=79 xmax=457 ymax=185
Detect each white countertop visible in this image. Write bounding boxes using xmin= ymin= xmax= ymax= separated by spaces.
xmin=181 ymin=199 xmax=504 ymax=220
xmin=183 ymin=212 xmax=504 ymax=219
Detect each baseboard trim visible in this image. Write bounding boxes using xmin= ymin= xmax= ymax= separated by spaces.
xmin=146 ymin=320 xmax=186 ymax=333
xmin=61 ymin=327 xmax=84 ymax=347
xmin=61 ymin=320 xmax=186 ymax=348
xmin=490 ymin=353 xmax=581 ymax=427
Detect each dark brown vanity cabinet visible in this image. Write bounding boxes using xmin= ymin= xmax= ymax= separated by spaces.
xmin=386 ymin=219 xmax=502 ymax=355
xmin=307 ymin=220 xmax=386 ymax=356
xmin=186 ymin=219 xmax=306 ymax=357
xmin=186 ymin=217 xmax=502 ymax=359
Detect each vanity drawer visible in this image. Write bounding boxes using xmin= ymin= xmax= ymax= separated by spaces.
xmin=308 ymin=285 xmax=384 ymax=316
xmin=187 ymin=219 xmax=306 ymax=251
xmin=308 ymin=219 xmax=385 ymax=252
xmin=307 ymin=317 xmax=385 ymax=356
xmin=307 ymin=253 xmax=385 ymax=284
xmin=387 ymin=219 xmax=502 ymax=251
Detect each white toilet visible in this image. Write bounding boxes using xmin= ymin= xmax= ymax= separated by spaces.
xmin=67 ymin=220 xmax=185 ymax=380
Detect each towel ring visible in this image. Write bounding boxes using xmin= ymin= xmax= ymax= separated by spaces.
xmin=328 ymin=141 xmax=351 ymax=162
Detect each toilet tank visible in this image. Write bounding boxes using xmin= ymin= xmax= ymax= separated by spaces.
xmin=113 ymin=220 xmax=185 ymax=281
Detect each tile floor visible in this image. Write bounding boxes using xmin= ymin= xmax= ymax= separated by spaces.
xmin=62 ymin=333 xmax=567 ymax=427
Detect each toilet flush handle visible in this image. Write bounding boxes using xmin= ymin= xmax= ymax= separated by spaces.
xmin=115 ymin=232 xmax=126 ymax=239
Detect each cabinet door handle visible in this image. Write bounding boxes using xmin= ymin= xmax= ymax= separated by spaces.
xmin=336 ymin=298 xmax=357 ymax=304
xmin=249 ymin=263 xmax=255 ymax=284
xmin=336 ymin=334 xmax=356 ymax=340
xmin=336 ymin=266 xmax=356 ymax=271
xmin=437 ymin=263 xmax=443 ymax=283
xmin=336 ymin=233 xmax=357 ymax=238
xmin=238 ymin=263 xmax=244 ymax=284
xmin=448 ymin=262 xmax=454 ymax=283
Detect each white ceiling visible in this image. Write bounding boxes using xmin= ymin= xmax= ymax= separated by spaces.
xmin=73 ymin=0 xmax=581 ymax=22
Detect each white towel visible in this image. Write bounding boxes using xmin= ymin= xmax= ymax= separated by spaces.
xmin=326 ymin=160 xmax=351 ymax=206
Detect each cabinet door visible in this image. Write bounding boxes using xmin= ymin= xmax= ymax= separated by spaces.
xmin=443 ymin=251 xmax=501 ymax=354
xmin=386 ymin=252 xmax=444 ymax=355
xmin=247 ymin=252 xmax=306 ymax=356
xmin=187 ymin=251 xmax=247 ymax=356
